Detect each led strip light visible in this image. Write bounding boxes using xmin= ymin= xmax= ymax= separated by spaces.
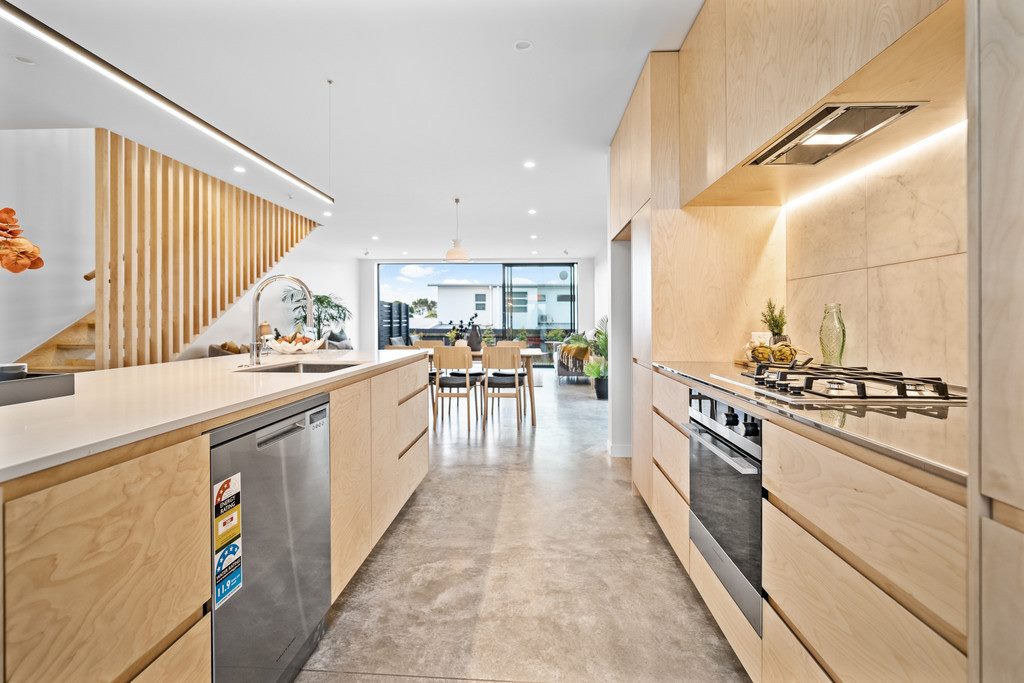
xmin=0 ymin=1 xmax=334 ymax=205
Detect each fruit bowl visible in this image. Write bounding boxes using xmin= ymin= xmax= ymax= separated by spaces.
xmin=267 ymin=337 xmax=326 ymax=354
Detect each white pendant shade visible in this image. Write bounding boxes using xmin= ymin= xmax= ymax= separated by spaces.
xmin=444 ymin=197 xmax=470 ymax=261
xmin=445 ymin=238 xmax=469 ymax=262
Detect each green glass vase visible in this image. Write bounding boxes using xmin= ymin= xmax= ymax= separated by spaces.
xmin=819 ymin=303 xmax=846 ymax=366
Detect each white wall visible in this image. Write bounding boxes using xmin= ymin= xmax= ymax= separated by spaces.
xmin=608 ymin=241 xmax=632 ymax=457
xmin=178 ymin=226 xmax=361 ymax=359
xmin=593 ymin=244 xmax=610 ymax=327
xmin=0 ymin=129 xmax=95 ymax=362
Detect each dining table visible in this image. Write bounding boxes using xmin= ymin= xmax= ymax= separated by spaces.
xmin=423 ymin=347 xmax=543 ymax=426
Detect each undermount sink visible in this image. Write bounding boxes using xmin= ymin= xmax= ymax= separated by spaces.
xmin=239 ymin=362 xmax=361 ymax=374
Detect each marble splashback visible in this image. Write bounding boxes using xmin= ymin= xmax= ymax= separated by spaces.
xmin=786 ymin=127 xmax=968 ymax=386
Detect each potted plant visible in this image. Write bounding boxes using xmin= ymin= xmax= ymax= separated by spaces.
xmin=282 ymin=287 xmax=351 ymax=339
xmin=481 ymin=326 xmax=497 ymax=347
xmin=584 ymin=358 xmax=609 ymax=399
xmin=445 ymin=326 xmax=460 ymax=345
xmin=761 ymin=298 xmax=788 ymax=345
xmin=514 ymin=329 xmax=529 ymax=342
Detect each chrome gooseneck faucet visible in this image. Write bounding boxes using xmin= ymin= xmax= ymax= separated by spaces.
xmin=250 ymin=274 xmax=314 ymax=366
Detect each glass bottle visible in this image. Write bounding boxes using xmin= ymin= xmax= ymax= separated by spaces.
xmin=819 ymin=303 xmax=846 ymax=366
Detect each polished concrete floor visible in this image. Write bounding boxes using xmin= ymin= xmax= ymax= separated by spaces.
xmin=299 ymin=370 xmax=745 ymax=682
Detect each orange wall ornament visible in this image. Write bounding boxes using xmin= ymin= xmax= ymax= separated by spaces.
xmin=0 ymin=208 xmax=44 ymax=274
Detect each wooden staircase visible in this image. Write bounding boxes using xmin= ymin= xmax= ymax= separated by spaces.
xmin=17 ymin=311 xmax=98 ymax=374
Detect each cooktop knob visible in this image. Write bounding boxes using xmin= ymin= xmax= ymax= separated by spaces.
xmin=743 ymin=422 xmax=760 ymax=437
xmin=724 ymin=412 xmax=739 ymax=426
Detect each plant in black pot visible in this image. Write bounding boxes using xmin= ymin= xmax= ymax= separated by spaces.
xmin=584 ymin=358 xmax=609 ymax=399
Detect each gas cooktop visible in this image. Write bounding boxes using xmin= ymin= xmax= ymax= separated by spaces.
xmin=711 ymin=360 xmax=967 ymax=408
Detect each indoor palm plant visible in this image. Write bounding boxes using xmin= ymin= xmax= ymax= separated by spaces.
xmin=281 ymin=287 xmax=352 ymax=340
xmin=585 ymin=316 xmax=609 ymax=399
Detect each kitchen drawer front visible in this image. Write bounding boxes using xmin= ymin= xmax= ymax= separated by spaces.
xmin=762 ymin=602 xmax=829 ymax=683
xmin=653 ymin=412 xmax=689 ymax=499
xmin=763 ymin=500 xmax=966 ymax=681
xmin=4 ymin=435 xmax=210 ymax=682
xmin=400 ymin=431 xmax=429 ymax=501
xmin=396 ymin=357 xmax=428 ymax=399
xmin=135 ymin=614 xmax=212 ymax=683
xmin=651 ymin=464 xmax=689 ymax=571
xmin=652 ymin=370 xmax=690 ymax=428
xmin=689 ymin=540 xmax=761 ymax=681
xmin=397 ymin=385 xmax=429 ymax=453
xmin=763 ymin=422 xmax=966 ymax=640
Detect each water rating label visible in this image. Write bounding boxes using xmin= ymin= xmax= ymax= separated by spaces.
xmin=213 ymin=473 xmax=243 ymax=608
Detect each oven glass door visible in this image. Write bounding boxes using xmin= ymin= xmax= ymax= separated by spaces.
xmin=689 ymin=424 xmax=762 ymax=592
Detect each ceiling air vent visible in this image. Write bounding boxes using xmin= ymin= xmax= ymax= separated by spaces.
xmin=748 ymin=103 xmax=921 ymax=166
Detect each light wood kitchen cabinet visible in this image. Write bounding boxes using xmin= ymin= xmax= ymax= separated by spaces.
xmin=678 ymin=0 xmax=726 ymax=205
xmin=763 ymin=422 xmax=966 ymax=644
xmin=980 ymin=517 xmax=1024 ymax=679
xmin=652 ymin=413 xmax=688 ymax=498
xmin=762 ymin=500 xmax=966 ymax=681
xmin=651 ymin=465 xmax=689 ymax=571
xmin=609 ymin=59 xmax=653 ymax=238
xmin=652 ymin=370 xmax=690 ymax=428
xmin=630 ymin=202 xmax=652 ymax=366
xmin=690 ymin=540 xmax=762 ymax=681
xmin=371 ymin=363 xmax=429 ymax=542
xmin=723 ymin=0 xmax=945 ymax=170
xmin=761 ymin=602 xmax=828 ymax=683
xmin=631 ymin=361 xmax=653 ymax=503
xmin=330 ymin=381 xmax=373 ymax=601
xmin=4 ymin=435 xmax=210 ymax=682
xmin=134 ymin=614 xmax=212 ymax=683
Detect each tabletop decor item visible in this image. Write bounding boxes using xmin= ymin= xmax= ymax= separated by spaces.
xmin=819 ymin=302 xmax=846 ymax=366
xmin=268 ymin=328 xmax=325 ymax=354
xmin=0 ymin=207 xmax=44 ymax=274
xmin=761 ymin=298 xmax=788 ymax=344
xmin=466 ymin=324 xmax=482 ymax=351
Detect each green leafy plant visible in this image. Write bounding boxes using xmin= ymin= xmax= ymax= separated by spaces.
xmin=482 ymin=326 xmax=497 ymax=346
xmin=514 ymin=329 xmax=529 ymax=342
xmin=583 ymin=358 xmax=609 ymax=379
xmin=411 ymin=297 xmax=438 ymax=318
xmin=590 ymin=315 xmax=608 ymax=359
xmin=564 ymin=332 xmax=588 ymax=346
xmin=761 ymin=298 xmax=787 ymax=336
xmin=445 ymin=327 xmax=460 ymax=344
xmin=282 ymin=287 xmax=352 ymax=339
xmin=545 ymin=328 xmax=566 ymax=342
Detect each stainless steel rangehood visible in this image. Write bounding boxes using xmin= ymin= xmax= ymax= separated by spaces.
xmin=748 ymin=103 xmax=922 ymax=166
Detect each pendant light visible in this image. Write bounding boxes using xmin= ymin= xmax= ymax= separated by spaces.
xmin=444 ymin=197 xmax=470 ymax=262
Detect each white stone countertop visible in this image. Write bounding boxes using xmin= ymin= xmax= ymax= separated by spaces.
xmin=0 ymin=349 xmax=425 ymax=483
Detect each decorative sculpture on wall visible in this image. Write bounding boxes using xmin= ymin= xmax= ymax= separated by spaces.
xmin=0 ymin=208 xmax=44 ymax=274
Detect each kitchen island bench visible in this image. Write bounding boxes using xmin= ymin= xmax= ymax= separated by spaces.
xmin=0 ymin=349 xmax=430 ymax=682
xmin=639 ymin=361 xmax=968 ymax=683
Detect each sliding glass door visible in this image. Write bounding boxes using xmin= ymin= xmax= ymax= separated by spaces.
xmin=502 ymin=263 xmax=576 ymax=364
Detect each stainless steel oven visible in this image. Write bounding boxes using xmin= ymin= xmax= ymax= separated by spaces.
xmin=688 ymin=390 xmax=763 ymax=635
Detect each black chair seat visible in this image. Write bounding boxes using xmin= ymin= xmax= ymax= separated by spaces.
xmin=491 ymin=371 xmax=524 ymax=378
xmin=450 ymin=370 xmax=484 ymax=377
xmin=485 ymin=374 xmax=520 ymax=388
xmin=438 ymin=375 xmax=481 ymax=388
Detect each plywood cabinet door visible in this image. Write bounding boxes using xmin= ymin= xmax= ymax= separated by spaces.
xmin=629 ymin=61 xmax=652 ymax=218
xmin=630 ymin=202 xmax=652 ymax=366
xmin=723 ymin=0 xmax=944 ymax=171
xmin=631 ymin=361 xmax=654 ymax=503
xmin=609 ymin=129 xmax=623 ymax=239
xmin=616 ymin=107 xmax=633 ymax=230
xmin=4 ymin=436 xmax=210 ymax=682
xmin=330 ymin=380 xmax=373 ymax=600
xmin=135 ymin=614 xmax=212 ymax=683
xmin=678 ymin=0 xmax=726 ymax=205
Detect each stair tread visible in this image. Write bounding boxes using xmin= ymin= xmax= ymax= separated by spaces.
xmin=30 ymin=365 xmax=95 ymax=374
xmin=55 ymin=343 xmax=95 ymax=349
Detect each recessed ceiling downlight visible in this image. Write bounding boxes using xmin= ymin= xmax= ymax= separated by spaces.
xmin=11 ymin=54 xmax=36 ymax=66
xmin=322 ymin=211 xmax=332 ymax=217
xmin=513 ymin=40 xmax=534 ymax=52
xmin=523 ymin=160 xmax=536 ymax=169
xmin=233 ymin=165 xmax=246 ymax=173
xmin=527 ymin=209 xmax=537 ymax=215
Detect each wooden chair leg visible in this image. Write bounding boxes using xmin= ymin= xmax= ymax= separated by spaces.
xmin=433 ymin=389 xmax=440 ymax=431
xmin=514 ymin=382 xmax=521 ymax=429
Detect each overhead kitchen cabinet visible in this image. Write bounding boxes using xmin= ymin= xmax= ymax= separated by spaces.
xmin=680 ymin=0 xmax=962 ymax=206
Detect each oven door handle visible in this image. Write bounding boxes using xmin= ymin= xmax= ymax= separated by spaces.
xmin=690 ymin=427 xmax=758 ymax=475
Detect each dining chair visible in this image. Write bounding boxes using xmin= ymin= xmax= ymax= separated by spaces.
xmin=433 ymin=345 xmax=479 ymax=433
xmin=482 ymin=345 xmax=523 ymax=430
xmin=413 ymin=340 xmax=445 ymax=405
xmin=495 ymin=340 xmax=528 ymax=418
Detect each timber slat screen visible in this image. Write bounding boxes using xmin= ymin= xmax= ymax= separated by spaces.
xmin=94 ymin=129 xmax=318 ymax=368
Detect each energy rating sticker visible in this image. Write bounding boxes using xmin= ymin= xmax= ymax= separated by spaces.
xmin=214 ymin=539 xmax=243 ymax=608
xmin=213 ymin=474 xmax=242 ymax=609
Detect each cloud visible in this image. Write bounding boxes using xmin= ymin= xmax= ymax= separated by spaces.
xmin=511 ymin=277 xmax=535 ymax=285
xmin=442 ymin=278 xmax=480 ymax=285
xmin=400 ymin=264 xmax=436 ymax=279
xmin=396 ymin=276 xmax=413 ymax=283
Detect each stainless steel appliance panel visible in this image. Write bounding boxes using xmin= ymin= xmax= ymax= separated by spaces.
xmin=210 ymin=395 xmax=331 ymax=682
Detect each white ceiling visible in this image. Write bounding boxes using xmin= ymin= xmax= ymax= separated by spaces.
xmin=4 ymin=0 xmax=700 ymax=259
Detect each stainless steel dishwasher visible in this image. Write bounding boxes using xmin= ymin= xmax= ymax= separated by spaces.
xmin=209 ymin=394 xmax=331 ymax=682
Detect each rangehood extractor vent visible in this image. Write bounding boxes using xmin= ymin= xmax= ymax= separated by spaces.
xmin=748 ymin=103 xmax=922 ymax=166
